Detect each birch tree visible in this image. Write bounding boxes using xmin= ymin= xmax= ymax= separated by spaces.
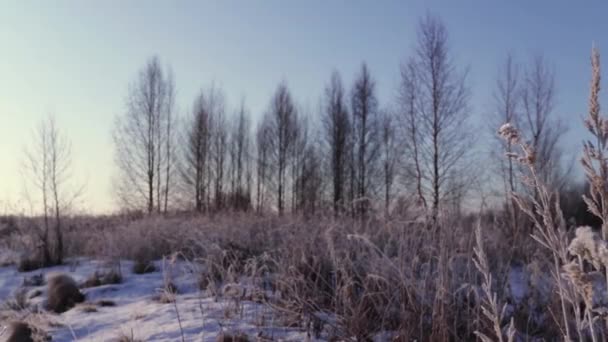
xmin=410 ymin=14 xmax=471 ymax=223
xmin=113 ymin=56 xmax=175 ymax=214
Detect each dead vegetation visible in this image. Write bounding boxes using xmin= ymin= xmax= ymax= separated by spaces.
xmin=46 ymin=274 xmax=84 ymax=313
xmin=3 ymin=288 xmax=30 ymax=312
xmin=4 ymin=320 xmax=50 ymax=342
xmin=216 ymin=331 xmax=250 ymax=342
xmin=5 ymin=321 xmax=34 ymax=342
xmin=0 ymin=211 xmax=570 ymax=339
xmin=81 ymin=267 xmax=122 ymax=288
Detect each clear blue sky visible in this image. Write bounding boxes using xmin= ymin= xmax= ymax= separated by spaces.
xmin=0 ymin=1 xmax=606 ymax=213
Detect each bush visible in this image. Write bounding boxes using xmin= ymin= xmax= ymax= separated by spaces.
xmin=81 ymin=269 xmax=122 ymax=288
xmin=17 ymin=258 xmax=44 ymax=273
xmin=6 ymin=321 xmax=33 ymax=342
xmin=216 ymin=332 xmax=250 ymax=342
xmin=132 ymin=259 xmax=156 ymax=274
xmin=46 ymin=274 xmax=85 ymax=313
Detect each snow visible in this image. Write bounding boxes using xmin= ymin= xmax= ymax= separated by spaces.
xmin=507 ymin=263 xmax=529 ymax=305
xmin=0 ymin=258 xmax=314 ymax=341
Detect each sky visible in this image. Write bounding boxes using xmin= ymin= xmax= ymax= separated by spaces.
xmin=0 ymin=0 xmax=607 ymax=214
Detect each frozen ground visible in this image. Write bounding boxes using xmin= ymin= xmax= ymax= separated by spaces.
xmin=0 ymin=256 xmax=313 ymax=341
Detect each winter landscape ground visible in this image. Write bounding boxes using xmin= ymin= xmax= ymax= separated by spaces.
xmin=0 ymin=257 xmax=312 ymax=341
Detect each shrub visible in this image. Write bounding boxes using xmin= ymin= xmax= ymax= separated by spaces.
xmin=17 ymin=258 xmax=43 ymax=273
xmin=46 ymin=274 xmax=85 ymax=313
xmin=81 ymin=269 xmax=122 ymax=288
xmin=132 ymin=259 xmax=156 ymax=274
xmin=216 ymin=332 xmax=250 ymax=342
xmin=5 ymin=321 xmax=34 ymax=342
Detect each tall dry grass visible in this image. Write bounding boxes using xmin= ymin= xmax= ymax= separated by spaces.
xmin=493 ymin=46 xmax=608 ymax=341
xmin=2 ymin=210 xmax=562 ymax=340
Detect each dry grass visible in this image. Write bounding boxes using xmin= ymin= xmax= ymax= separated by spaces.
xmin=489 ymin=46 xmax=608 ymax=341
xmin=473 ymin=222 xmax=516 ymax=342
xmin=1 ymin=211 xmax=554 ymax=339
xmin=115 ymin=329 xmax=144 ymax=342
xmin=1 ymin=211 xmax=545 ymax=340
xmin=3 ymin=288 xmax=30 ymax=312
xmin=78 ymin=303 xmax=98 ymax=313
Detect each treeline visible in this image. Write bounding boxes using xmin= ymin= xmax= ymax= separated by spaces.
xmin=10 ymin=13 xmax=590 ymax=272
xmin=22 ymin=14 xmax=577 ymax=223
xmin=110 ymin=14 xmax=579 ymax=220
xmin=112 ymin=15 xmax=475 ymax=220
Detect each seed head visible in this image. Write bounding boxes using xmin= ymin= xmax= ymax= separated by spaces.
xmin=498 ymin=123 xmax=520 ymax=145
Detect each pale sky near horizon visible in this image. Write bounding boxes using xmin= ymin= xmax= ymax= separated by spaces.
xmin=1 ymin=1 xmax=607 ymax=214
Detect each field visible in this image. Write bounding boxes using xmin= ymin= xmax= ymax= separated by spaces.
xmin=0 ymin=211 xmax=577 ymax=341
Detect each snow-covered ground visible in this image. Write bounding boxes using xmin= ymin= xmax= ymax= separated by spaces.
xmin=0 ymin=258 xmax=313 ymax=341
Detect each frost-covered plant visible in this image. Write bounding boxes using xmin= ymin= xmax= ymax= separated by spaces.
xmin=499 ymin=46 xmax=608 ymax=341
xmin=473 ymin=223 xmax=516 ymax=342
xmin=562 ymin=260 xmax=608 ymax=310
xmin=566 ymin=45 xmax=608 ymax=340
xmin=568 ymin=226 xmax=608 ymax=271
xmin=563 ymin=226 xmax=608 ymax=341
xmin=156 ymin=253 xmax=185 ymax=342
xmin=582 ymin=46 xmax=608 ymax=241
xmin=498 ymin=121 xmax=573 ymax=340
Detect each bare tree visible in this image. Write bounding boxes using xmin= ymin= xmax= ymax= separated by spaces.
xmin=489 ymin=55 xmax=522 ymax=227
xmin=521 ymin=55 xmax=569 ymax=190
xmin=411 ymin=14 xmax=471 ymax=223
xmin=181 ymin=89 xmax=213 ymax=212
xmin=379 ymin=108 xmax=399 ymax=216
xmin=322 ymin=71 xmax=351 ymax=214
xmin=228 ymin=100 xmax=252 ymax=210
xmin=398 ymin=59 xmax=426 ymax=210
xmin=255 ymin=115 xmax=273 ymax=212
xmin=347 ymin=124 xmax=357 ymax=216
xmin=113 ymin=56 xmax=175 ymax=214
xmin=209 ymin=89 xmax=228 ymax=210
xmin=291 ymin=112 xmax=309 ymax=212
xmin=23 ymin=115 xmax=81 ymax=265
xmin=266 ymin=82 xmax=298 ymax=215
xmin=163 ymin=95 xmax=176 ymax=213
xmin=296 ymin=144 xmax=324 ymax=215
xmin=350 ymin=63 xmax=379 ymax=217
xmin=492 ymin=55 xmax=520 ymax=194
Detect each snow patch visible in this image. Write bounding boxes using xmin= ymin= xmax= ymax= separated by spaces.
xmin=0 ymin=258 xmax=316 ymax=341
